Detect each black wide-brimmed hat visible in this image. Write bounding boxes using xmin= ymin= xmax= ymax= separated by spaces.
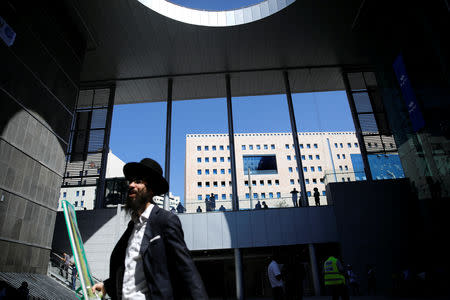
xmin=123 ymin=158 xmax=169 ymax=196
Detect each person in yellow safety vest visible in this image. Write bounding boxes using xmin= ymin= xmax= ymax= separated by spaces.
xmin=323 ymin=256 xmax=349 ymax=300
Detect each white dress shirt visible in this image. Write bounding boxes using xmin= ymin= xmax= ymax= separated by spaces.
xmin=268 ymin=260 xmax=284 ymax=288
xmin=122 ymin=204 xmax=154 ymax=300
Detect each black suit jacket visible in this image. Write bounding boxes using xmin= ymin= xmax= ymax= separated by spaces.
xmin=104 ymin=205 xmax=208 ymax=300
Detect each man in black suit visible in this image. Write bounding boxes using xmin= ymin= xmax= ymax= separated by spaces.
xmin=92 ymin=158 xmax=208 ymax=300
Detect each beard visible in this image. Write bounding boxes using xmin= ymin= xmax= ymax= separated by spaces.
xmin=125 ymin=188 xmax=152 ymax=219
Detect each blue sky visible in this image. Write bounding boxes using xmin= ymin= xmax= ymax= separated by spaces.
xmin=169 ymin=0 xmax=264 ymax=10
xmin=110 ymin=91 xmax=355 ymax=203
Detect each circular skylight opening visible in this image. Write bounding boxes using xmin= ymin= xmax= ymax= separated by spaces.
xmin=137 ymin=0 xmax=296 ymax=27
xmin=169 ymin=0 xmax=264 ymax=11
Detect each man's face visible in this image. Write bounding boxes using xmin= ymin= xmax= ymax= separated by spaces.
xmin=125 ymin=177 xmax=152 ymax=216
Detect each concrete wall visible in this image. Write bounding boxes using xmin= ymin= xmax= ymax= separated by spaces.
xmin=0 ymin=1 xmax=84 ymax=273
xmin=327 ymin=178 xmax=414 ymax=295
xmin=52 ymin=206 xmax=339 ymax=280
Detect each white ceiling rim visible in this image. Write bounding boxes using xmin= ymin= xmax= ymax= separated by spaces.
xmin=136 ymin=0 xmax=296 ymax=27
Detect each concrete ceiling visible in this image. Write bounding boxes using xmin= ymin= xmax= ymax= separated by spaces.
xmin=70 ymin=0 xmax=369 ymax=103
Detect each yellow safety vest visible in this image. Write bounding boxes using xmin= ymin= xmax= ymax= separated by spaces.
xmin=324 ymin=257 xmax=345 ymax=285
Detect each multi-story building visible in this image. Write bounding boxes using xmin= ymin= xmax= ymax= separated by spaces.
xmin=185 ymin=131 xmax=365 ymax=212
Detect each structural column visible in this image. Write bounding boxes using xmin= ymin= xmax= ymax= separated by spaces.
xmin=96 ymin=85 xmax=116 ymax=208
xmin=283 ymin=71 xmax=308 ymax=206
xmin=308 ymin=243 xmax=321 ymax=296
xmin=163 ymin=78 xmax=173 ymax=211
xmin=226 ymin=74 xmax=244 ymax=300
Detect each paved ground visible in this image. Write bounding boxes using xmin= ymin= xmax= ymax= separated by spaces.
xmin=210 ymin=297 xmax=449 ymax=300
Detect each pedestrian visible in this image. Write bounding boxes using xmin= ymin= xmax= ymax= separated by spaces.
xmin=71 ymin=263 xmax=78 ymax=290
xmin=209 ymin=193 xmax=216 ymax=211
xmin=346 ymin=264 xmax=360 ymax=296
xmin=219 ymin=205 xmax=226 ymax=212
xmin=255 ymin=200 xmax=262 ymax=209
xmin=313 ymin=187 xmax=320 ymax=206
xmin=205 ymin=196 xmax=211 ymax=212
xmin=92 ymin=158 xmax=207 ymax=299
xmin=290 ymin=188 xmax=299 ymax=207
xmin=323 ymin=255 xmax=349 ymax=300
xmin=176 ymin=202 xmax=186 ymax=213
xmin=61 ymin=252 xmax=70 ymax=279
xmin=268 ymin=254 xmax=285 ymax=300
xmin=367 ymin=264 xmax=376 ymax=295
xmin=262 ymin=201 xmax=268 ymax=209
xmin=196 ymin=206 xmax=202 ymax=212
xmin=17 ymin=281 xmax=29 ymax=300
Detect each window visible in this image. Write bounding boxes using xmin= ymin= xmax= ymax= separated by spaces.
xmin=221 ymin=181 xmax=225 ymax=187
xmin=260 ymin=180 xmax=264 ymax=186
xmin=74 ymin=201 xmax=78 ymax=207
xmin=337 ymin=154 xmax=340 ymax=159
xmin=347 ymin=177 xmax=351 ymax=181
xmin=212 ymin=146 xmax=217 ymax=151
xmin=252 ymin=180 xmax=256 ymax=186
xmin=245 ymin=193 xmax=250 ymax=199
xmin=320 ymin=178 xmax=324 ymax=183
xmin=345 ymin=165 xmax=348 ymax=170
xmin=368 ymin=143 xmax=372 ymax=147
xmin=277 ymin=192 xmax=281 ymax=198
xmin=197 ymin=157 xmax=201 ymax=163
xmin=197 ymin=169 xmax=202 ymax=175
xmin=227 ymin=145 xmax=230 ymax=150
xmin=220 ymin=157 xmax=224 ymax=162
xmin=311 ymin=167 xmax=315 ymax=172
xmin=227 ymin=157 xmax=230 ymax=162
xmin=264 ymin=144 xmax=268 ymax=149
xmin=76 ymin=191 xmax=80 ymax=197
xmin=307 ymin=191 xmax=311 ymax=197
xmin=390 ymin=143 xmax=394 ymax=148
xmin=374 ymin=143 xmax=378 ymax=147
xmin=339 ymin=166 xmax=343 ymax=171
xmin=220 ymin=145 xmax=224 ymax=150
xmin=220 ymin=169 xmax=225 ymax=174
xmin=222 ymin=194 xmax=226 ymax=200
xmin=314 ymin=143 xmax=318 ymax=148
xmin=342 ymin=154 xmax=346 ymax=159
xmin=318 ymin=166 xmax=322 ymax=171
xmin=253 ymin=193 xmax=258 ymax=199
xmin=355 ymin=143 xmax=358 ymax=147
xmin=301 ymin=155 xmax=305 ymax=160
xmin=308 ymin=155 xmax=313 ymax=160
xmin=249 ymin=145 xmax=253 ymax=150
xmin=347 ymin=143 xmax=351 ymax=148
xmin=340 ymin=143 xmax=343 ymax=148
xmin=245 ymin=180 xmax=249 ymax=186
xmin=79 ymin=171 xmax=83 ymax=176
xmin=212 ymin=157 xmax=217 ymax=162
xmin=261 ymin=193 xmax=266 ymax=199
xmin=268 ymin=180 xmax=272 ymax=186
xmin=269 ymin=192 xmax=273 ymax=198
xmin=229 ymin=181 xmax=232 ymax=186
xmin=287 ymin=155 xmax=291 ymax=160
xmin=205 ymin=169 xmax=210 ymax=175
xmin=307 ymin=144 xmax=311 ymax=148
xmin=228 ymin=169 xmax=231 ymax=174
xmin=334 ymin=143 xmax=338 ymax=148
xmin=322 ymin=191 xmax=326 ymax=196
xmin=305 ymin=179 xmax=310 ymax=184
xmin=198 ymin=195 xmax=202 ymax=200
xmin=63 ymin=192 xmax=67 ymax=198
xmin=198 ymin=182 xmax=202 ymax=187
xmin=342 ymin=178 xmax=345 ymax=182
xmin=205 ymin=146 xmax=209 ymax=151
xmin=290 ymin=179 xmax=295 ymax=185
xmin=242 ymin=145 xmax=246 ymax=150
xmin=303 ymin=167 xmax=307 ymax=172
xmin=213 ymin=169 xmax=217 ymax=174
xmin=206 ymin=182 xmax=210 ymax=187
xmin=275 ymin=180 xmax=280 ymax=185
xmin=313 ymin=178 xmax=317 ymax=183
xmin=81 ymin=201 xmax=84 ymax=207
xmin=289 ymin=167 xmax=293 ymax=173
xmin=271 ymin=144 xmax=275 ymax=149
xmin=316 ymin=155 xmax=320 ymax=160
xmin=285 ymin=144 xmax=289 ymax=149
xmin=197 ymin=146 xmax=201 ymax=151
xmin=256 ymin=145 xmax=261 ymax=150
xmin=300 ymin=144 xmax=304 ymax=149
xmin=205 ymin=157 xmax=209 ymax=163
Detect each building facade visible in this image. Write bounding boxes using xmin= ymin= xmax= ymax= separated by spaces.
xmin=185 ymin=131 xmax=365 ymax=212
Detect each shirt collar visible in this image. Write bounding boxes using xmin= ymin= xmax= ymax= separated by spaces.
xmin=136 ymin=203 xmax=154 ymax=225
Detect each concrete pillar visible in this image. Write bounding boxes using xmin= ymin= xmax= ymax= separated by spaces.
xmin=309 ymin=243 xmax=321 ymax=296
xmin=234 ymin=248 xmax=244 ymax=300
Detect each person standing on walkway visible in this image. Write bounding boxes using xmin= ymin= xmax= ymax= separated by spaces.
xmin=290 ymin=188 xmax=299 ymax=207
xmin=313 ymin=187 xmax=321 ymax=206
xmin=323 ymin=255 xmax=349 ymax=300
xmin=268 ymin=254 xmax=285 ymax=300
